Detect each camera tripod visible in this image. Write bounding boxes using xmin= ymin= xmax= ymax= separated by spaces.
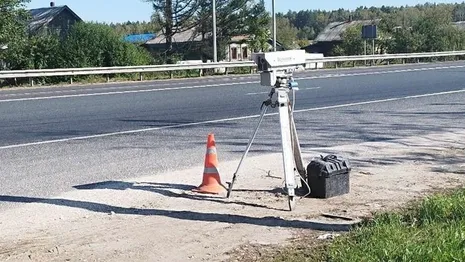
xmin=226 ymin=75 xmax=308 ymax=211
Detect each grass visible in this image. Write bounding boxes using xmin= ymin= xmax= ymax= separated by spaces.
xmin=258 ymin=187 xmax=465 ymax=262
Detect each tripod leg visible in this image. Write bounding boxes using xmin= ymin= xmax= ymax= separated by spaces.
xmin=227 ymin=104 xmax=268 ymax=198
xmin=276 ymin=89 xmax=296 ymax=210
xmin=289 ymin=107 xmax=306 ymax=180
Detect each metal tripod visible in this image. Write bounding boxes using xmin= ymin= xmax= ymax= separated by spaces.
xmin=226 ymin=76 xmax=307 ymax=211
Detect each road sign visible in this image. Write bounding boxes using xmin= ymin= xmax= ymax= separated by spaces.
xmin=362 ymin=25 xmax=377 ymax=39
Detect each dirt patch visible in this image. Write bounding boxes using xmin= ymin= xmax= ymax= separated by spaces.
xmin=0 ymin=130 xmax=465 ymax=261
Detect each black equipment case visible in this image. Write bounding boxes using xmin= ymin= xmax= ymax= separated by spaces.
xmin=306 ymin=155 xmax=351 ymax=198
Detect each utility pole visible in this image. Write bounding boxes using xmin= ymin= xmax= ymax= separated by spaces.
xmin=213 ymin=0 xmax=217 ymax=62
xmin=272 ymin=0 xmax=276 ymax=52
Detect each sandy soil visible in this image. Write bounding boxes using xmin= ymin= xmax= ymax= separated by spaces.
xmin=1 ymin=130 xmax=465 ymax=262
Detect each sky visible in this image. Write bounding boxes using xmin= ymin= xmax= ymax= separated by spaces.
xmin=26 ymin=0 xmax=462 ymax=23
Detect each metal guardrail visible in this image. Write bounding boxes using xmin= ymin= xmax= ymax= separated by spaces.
xmin=307 ymin=50 xmax=465 ymax=63
xmin=1 ymin=51 xmax=465 ymax=82
xmin=0 ymin=61 xmax=254 ymax=79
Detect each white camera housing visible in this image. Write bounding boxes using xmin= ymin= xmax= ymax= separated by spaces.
xmin=252 ymin=50 xmax=306 ymax=87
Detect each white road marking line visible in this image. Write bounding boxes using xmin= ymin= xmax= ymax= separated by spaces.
xmin=245 ymin=87 xmax=321 ymax=95
xmin=1 ymin=64 xmax=464 ymax=103
xmin=296 ymin=65 xmax=465 ymax=81
xmin=246 ymin=91 xmax=270 ymax=95
xmin=0 ymin=81 xmax=258 ymax=103
xmin=1 ymin=88 xmax=464 ymax=150
xmin=0 ymin=79 xmax=239 ymax=97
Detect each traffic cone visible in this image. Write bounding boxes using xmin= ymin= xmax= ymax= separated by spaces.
xmin=192 ymin=133 xmax=226 ymax=195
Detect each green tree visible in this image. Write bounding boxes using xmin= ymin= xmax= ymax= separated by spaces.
xmin=0 ymin=0 xmax=30 ymax=69
xmin=297 ymin=26 xmax=315 ymax=40
xmin=213 ymin=0 xmax=257 ymax=59
xmin=27 ymin=35 xmax=61 ymax=69
xmin=414 ymin=7 xmax=455 ymax=52
xmin=143 ymin=0 xmax=200 ymax=63
xmin=386 ymin=28 xmax=422 ymax=53
xmin=382 ymin=6 xmax=465 ymax=54
xmin=246 ymin=0 xmax=270 ymax=52
xmin=276 ymin=16 xmax=298 ymax=49
xmin=333 ymin=25 xmax=364 ymax=56
xmin=279 ymin=2 xmax=465 ymax=46
xmin=195 ymin=0 xmax=264 ymax=60
xmin=60 ymin=22 xmax=152 ymax=68
xmin=110 ymin=21 xmax=161 ymax=36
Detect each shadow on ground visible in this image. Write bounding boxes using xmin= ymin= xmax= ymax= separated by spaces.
xmin=0 ymin=183 xmax=356 ymax=232
xmin=74 ymin=181 xmax=287 ymax=211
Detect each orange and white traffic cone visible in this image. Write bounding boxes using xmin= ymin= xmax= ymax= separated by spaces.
xmin=192 ymin=133 xmax=226 ymax=195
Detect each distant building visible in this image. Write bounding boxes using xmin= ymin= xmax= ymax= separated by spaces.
xmin=28 ymin=2 xmax=82 ymax=39
xmin=303 ymin=19 xmax=380 ymax=56
xmin=143 ymin=27 xmax=285 ymax=61
xmin=123 ymin=33 xmax=156 ymax=44
xmin=143 ymin=28 xmax=206 ymax=60
xmin=226 ymin=35 xmax=286 ymax=61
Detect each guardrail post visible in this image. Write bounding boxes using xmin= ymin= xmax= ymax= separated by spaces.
xmin=387 ymin=60 xmax=390 ymax=65
xmin=139 ymin=73 xmax=143 ymax=81
xmin=225 ymin=67 xmax=228 ymax=75
xmin=335 ymin=62 xmax=338 ymax=69
xmin=402 ymin=59 xmax=405 ymax=64
xmin=199 ymin=69 xmax=203 ymax=77
xmin=29 ymin=78 xmax=34 ymax=87
xmin=106 ymin=75 xmax=110 ymax=83
xmin=70 ymin=77 xmax=73 ymax=84
xmin=416 ymin=58 xmax=420 ymax=63
xmin=170 ymin=71 xmax=174 ymax=79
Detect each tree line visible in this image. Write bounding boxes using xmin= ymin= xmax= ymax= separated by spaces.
xmin=0 ymin=0 xmax=270 ymax=74
xmin=2 ymin=0 xmax=465 ymax=78
xmin=277 ymin=2 xmax=465 ymax=54
xmin=0 ymin=0 xmax=155 ymax=74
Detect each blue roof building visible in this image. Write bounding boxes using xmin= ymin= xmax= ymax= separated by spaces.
xmin=123 ymin=34 xmax=156 ymax=43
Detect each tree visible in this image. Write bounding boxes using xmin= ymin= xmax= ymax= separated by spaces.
xmin=60 ymin=22 xmax=152 ymax=68
xmin=210 ymin=0 xmax=256 ymax=59
xmin=385 ymin=28 xmax=421 ymax=53
xmin=25 ymin=35 xmax=61 ymax=69
xmin=382 ymin=5 xmax=465 ymax=54
xmin=110 ymin=20 xmax=161 ymax=36
xmin=279 ymin=3 xmax=464 ymax=45
xmin=0 ymin=0 xmax=30 ymax=68
xmin=414 ymin=7 xmax=455 ymax=52
xmin=333 ymin=25 xmax=364 ymax=56
xmin=276 ymin=16 xmax=298 ymax=49
xmin=245 ymin=0 xmax=270 ymax=52
xmin=143 ymin=0 xmax=200 ymax=63
xmin=195 ymin=0 xmax=263 ymax=60
xmin=297 ymin=26 xmax=315 ymax=40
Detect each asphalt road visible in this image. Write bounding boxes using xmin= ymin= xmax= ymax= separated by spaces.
xmin=1 ymin=61 xmax=465 ymax=210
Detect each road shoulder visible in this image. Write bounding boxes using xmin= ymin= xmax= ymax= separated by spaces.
xmin=1 ymin=130 xmax=464 ymax=261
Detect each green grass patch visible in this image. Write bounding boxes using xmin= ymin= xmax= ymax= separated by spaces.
xmin=260 ymin=188 xmax=465 ymax=262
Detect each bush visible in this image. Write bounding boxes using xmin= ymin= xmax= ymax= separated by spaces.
xmin=59 ymin=22 xmax=153 ymax=68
